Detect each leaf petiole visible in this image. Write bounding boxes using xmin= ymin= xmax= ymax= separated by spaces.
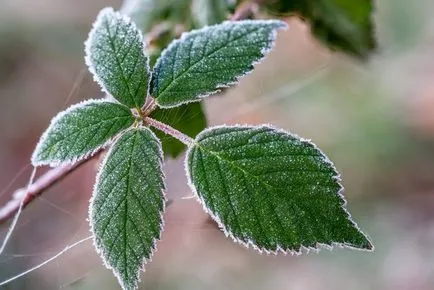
xmin=141 ymin=96 xmax=158 ymax=116
xmin=145 ymin=116 xmax=194 ymax=146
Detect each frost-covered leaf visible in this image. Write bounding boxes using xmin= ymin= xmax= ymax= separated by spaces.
xmin=150 ymin=102 xmax=207 ymax=158
xmin=186 ymin=125 xmax=372 ymax=253
xmin=32 ymin=100 xmax=135 ymax=167
xmin=150 ymin=20 xmax=287 ymax=108
xmin=85 ymin=7 xmax=150 ymax=108
xmin=192 ymin=0 xmax=229 ymax=27
xmin=266 ymin=0 xmax=376 ymax=58
xmin=90 ymin=127 xmax=165 ymax=290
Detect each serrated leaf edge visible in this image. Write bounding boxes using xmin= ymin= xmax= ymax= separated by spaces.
xmin=184 ymin=123 xmax=374 ymax=255
xmin=84 ymin=7 xmax=150 ymax=108
xmin=89 ymin=126 xmax=166 ymax=290
xmin=31 ymin=99 xmax=132 ymax=168
xmin=153 ymin=20 xmax=288 ymax=108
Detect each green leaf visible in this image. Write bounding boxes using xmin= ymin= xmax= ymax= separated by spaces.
xmin=150 ymin=20 xmax=287 ymax=108
xmin=186 ymin=125 xmax=372 ymax=253
xmin=150 ymin=102 xmax=207 ymax=158
xmin=192 ymin=0 xmax=229 ymax=27
xmin=90 ymin=127 xmax=165 ymax=290
xmin=266 ymin=0 xmax=376 ymax=58
xmin=85 ymin=7 xmax=150 ymax=108
xmin=31 ymin=99 xmax=135 ymax=167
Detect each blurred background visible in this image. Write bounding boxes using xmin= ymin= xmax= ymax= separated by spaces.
xmin=1 ymin=0 xmax=434 ymax=289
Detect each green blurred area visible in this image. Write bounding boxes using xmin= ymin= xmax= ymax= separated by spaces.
xmin=1 ymin=0 xmax=434 ymax=289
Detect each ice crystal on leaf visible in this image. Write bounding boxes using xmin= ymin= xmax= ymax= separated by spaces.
xmin=90 ymin=128 xmax=165 ymax=290
xmin=26 ymin=6 xmax=373 ymax=290
xmin=150 ymin=20 xmax=287 ymax=108
xmin=85 ymin=7 xmax=150 ymax=108
xmin=186 ymin=125 xmax=373 ymax=254
xmin=32 ymin=99 xmax=135 ymax=167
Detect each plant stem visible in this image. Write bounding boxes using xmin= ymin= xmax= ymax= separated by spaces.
xmin=0 ymin=152 xmax=101 ymax=226
xmin=145 ymin=117 xmax=194 ymax=146
xmin=141 ymin=96 xmax=157 ymax=116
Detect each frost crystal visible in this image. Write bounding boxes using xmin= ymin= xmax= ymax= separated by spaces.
xmin=85 ymin=7 xmax=150 ymax=108
xmin=90 ymin=127 xmax=166 ymax=290
xmin=186 ymin=125 xmax=373 ymax=254
xmin=32 ymin=99 xmax=135 ymax=167
xmin=150 ymin=20 xmax=287 ymax=108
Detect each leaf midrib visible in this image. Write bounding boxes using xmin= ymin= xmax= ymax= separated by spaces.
xmin=45 ymin=114 xmax=133 ymax=155
xmin=103 ymin=16 xmax=143 ymax=108
xmin=195 ymin=143 xmax=292 ymax=246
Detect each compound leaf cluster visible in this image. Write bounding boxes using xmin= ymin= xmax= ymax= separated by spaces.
xmin=30 ymin=7 xmax=373 ymax=290
xmin=121 ymin=0 xmax=209 ymax=159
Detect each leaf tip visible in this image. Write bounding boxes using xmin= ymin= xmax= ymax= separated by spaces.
xmin=30 ymin=153 xmax=42 ymax=168
xmin=31 ymin=130 xmax=54 ymax=168
xmin=269 ymin=19 xmax=288 ymax=30
xmin=84 ymin=7 xmax=115 ymax=95
xmin=84 ymin=6 xmax=149 ymax=108
xmin=355 ymin=230 xmax=375 ymax=252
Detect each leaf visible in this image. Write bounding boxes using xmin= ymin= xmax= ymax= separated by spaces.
xmin=150 ymin=102 xmax=207 ymax=158
xmin=192 ymin=0 xmax=229 ymax=27
xmin=90 ymin=127 xmax=165 ymax=290
xmin=266 ymin=0 xmax=376 ymax=58
xmin=31 ymin=99 xmax=135 ymax=167
xmin=150 ymin=20 xmax=287 ymax=108
xmin=85 ymin=7 xmax=150 ymax=108
xmin=186 ymin=125 xmax=372 ymax=253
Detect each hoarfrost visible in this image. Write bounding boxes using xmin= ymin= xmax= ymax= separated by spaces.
xmin=150 ymin=20 xmax=287 ymax=108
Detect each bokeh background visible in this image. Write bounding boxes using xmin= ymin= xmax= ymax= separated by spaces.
xmin=2 ymin=0 xmax=434 ymax=289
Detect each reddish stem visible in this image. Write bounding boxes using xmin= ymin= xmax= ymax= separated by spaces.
xmin=0 ymin=152 xmax=100 ymax=225
xmin=145 ymin=117 xmax=194 ymax=146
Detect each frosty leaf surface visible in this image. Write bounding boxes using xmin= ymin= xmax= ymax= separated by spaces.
xmin=32 ymin=100 xmax=134 ymax=167
xmin=150 ymin=20 xmax=287 ymax=108
xmin=90 ymin=127 xmax=165 ymax=290
xmin=85 ymin=7 xmax=150 ymax=108
xmin=186 ymin=125 xmax=372 ymax=253
xmin=150 ymin=102 xmax=206 ymax=158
